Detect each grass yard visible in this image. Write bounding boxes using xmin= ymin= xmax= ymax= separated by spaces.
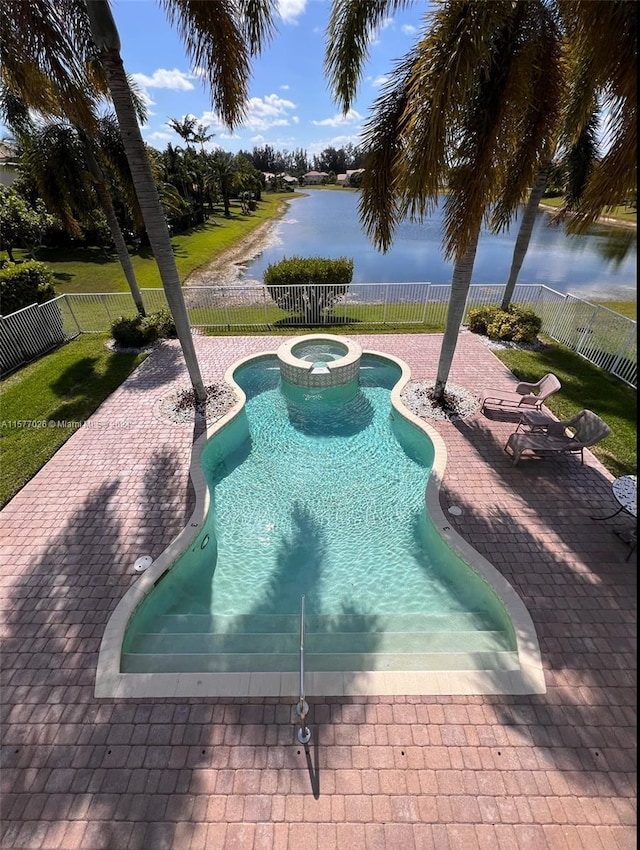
xmin=540 ymin=195 xmax=637 ymax=225
xmin=0 ymin=336 xmax=147 ymax=507
xmin=592 ymin=300 xmax=636 ymax=320
xmin=19 ymin=194 xmax=293 ymax=295
xmin=494 ymin=341 xmax=637 ymax=478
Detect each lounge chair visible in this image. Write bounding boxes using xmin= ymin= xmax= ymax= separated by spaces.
xmin=480 ymin=373 xmax=561 ymax=413
xmin=504 ymin=409 xmax=611 ymax=466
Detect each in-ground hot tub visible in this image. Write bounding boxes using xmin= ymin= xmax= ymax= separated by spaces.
xmin=277 ymin=334 xmax=362 ymax=388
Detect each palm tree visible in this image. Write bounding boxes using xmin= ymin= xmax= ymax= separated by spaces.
xmin=327 ymin=0 xmax=635 ymax=402
xmin=167 ymin=115 xmax=198 ymax=149
xmin=327 ymin=0 xmax=563 ymax=401
xmin=499 ymin=154 xmax=556 ymax=312
xmin=557 ymin=1 xmax=637 ymax=230
xmin=193 ymin=122 xmax=216 ymax=154
xmin=13 ymin=113 xmax=147 ymax=315
xmin=2 ymin=0 xmax=275 ymax=401
xmin=210 ymin=151 xmax=236 ymax=218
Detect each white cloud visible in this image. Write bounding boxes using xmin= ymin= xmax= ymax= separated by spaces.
xmin=242 ymin=94 xmax=297 ymax=131
xmin=146 ymin=131 xmax=173 ymax=144
xmin=251 ymin=134 xmax=266 ymax=144
xmin=312 ymin=108 xmax=363 ymax=127
xmin=278 ymin=0 xmax=307 ymax=24
xmin=131 ymin=68 xmax=195 ymax=91
xmin=401 ymin=24 xmax=417 ymax=35
xmin=291 ymin=116 xmax=300 ymax=124
xmin=280 ymin=84 xmax=290 ymax=91
xmin=371 ymin=75 xmax=389 ymax=88
xmin=379 ymin=16 xmax=394 ymax=30
xmin=219 ymin=132 xmax=241 ymax=141
xmin=191 ymin=97 xmax=296 ymax=136
xmin=307 ymin=133 xmax=363 ymax=155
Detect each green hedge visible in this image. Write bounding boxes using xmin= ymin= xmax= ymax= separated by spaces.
xmin=467 ymin=305 xmax=542 ymax=344
xmin=111 ymin=309 xmax=177 ymax=347
xmin=0 ymin=261 xmax=57 ymax=315
xmin=264 ymin=256 xmax=353 ymax=324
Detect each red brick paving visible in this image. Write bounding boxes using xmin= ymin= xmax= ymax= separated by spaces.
xmin=0 ymin=333 xmax=636 ymax=849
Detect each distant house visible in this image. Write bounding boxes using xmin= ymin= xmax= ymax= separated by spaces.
xmin=337 ymin=168 xmax=364 ymax=186
xmin=263 ymin=172 xmax=298 ymax=187
xmin=303 ymin=170 xmax=328 ymax=185
xmin=0 ymin=140 xmax=18 ymax=187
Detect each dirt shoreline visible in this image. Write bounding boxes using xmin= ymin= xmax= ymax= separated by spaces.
xmin=183 ymin=194 xmax=635 ymax=294
xmin=539 ymin=202 xmax=637 ymax=231
xmin=184 ymin=194 xmax=302 ymax=288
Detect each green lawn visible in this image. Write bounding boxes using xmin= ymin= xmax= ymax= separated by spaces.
xmin=0 ymin=324 xmax=635 ymax=506
xmin=0 ymin=335 xmax=147 ymax=507
xmin=494 ymin=342 xmax=637 ymax=477
xmin=540 ymin=195 xmax=637 ymax=224
xmin=19 ymin=194 xmax=293 ymax=295
xmin=592 ymin=300 xmax=636 ymax=320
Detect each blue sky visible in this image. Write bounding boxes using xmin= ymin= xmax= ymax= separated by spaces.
xmin=111 ymin=0 xmax=429 ymax=157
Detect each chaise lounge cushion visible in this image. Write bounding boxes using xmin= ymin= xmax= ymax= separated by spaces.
xmin=504 ymin=409 xmax=611 ymax=465
xmin=481 ymin=373 xmax=561 ymax=412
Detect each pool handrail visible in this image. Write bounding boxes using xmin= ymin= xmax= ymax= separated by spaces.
xmin=296 ymin=595 xmax=311 ymax=744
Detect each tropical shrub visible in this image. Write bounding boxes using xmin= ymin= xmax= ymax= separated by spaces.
xmin=264 ymin=256 xmax=353 ymax=324
xmin=0 ymin=261 xmax=56 ymax=315
xmin=111 ymin=309 xmax=176 ymax=347
xmin=467 ymin=305 xmax=542 ymax=343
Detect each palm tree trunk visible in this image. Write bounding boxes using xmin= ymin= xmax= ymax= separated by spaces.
xmin=82 ymin=141 xmax=146 ymax=315
xmin=432 ymin=230 xmax=480 ymax=402
xmin=500 ymin=160 xmax=553 ymax=311
xmin=85 ymin=0 xmax=206 ymax=400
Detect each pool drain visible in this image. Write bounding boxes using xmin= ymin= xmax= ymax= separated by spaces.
xmin=134 ymin=555 xmax=153 ymax=573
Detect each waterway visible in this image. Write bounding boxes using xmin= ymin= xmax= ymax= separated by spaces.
xmin=241 ymin=190 xmax=636 ymax=301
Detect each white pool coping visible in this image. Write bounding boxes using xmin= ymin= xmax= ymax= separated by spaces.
xmin=95 ymin=343 xmax=546 ymax=699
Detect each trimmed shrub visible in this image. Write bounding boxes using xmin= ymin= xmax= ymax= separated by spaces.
xmin=467 ymin=305 xmax=542 ymax=344
xmin=466 ymin=307 xmax=495 ymax=335
xmin=264 ymin=256 xmax=353 ymax=324
xmin=111 ymin=309 xmax=177 ymax=348
xmin=144 ymin=309 xmax=176 ymax=339
xmin=0 ymin=261 xmax=56 ymax=315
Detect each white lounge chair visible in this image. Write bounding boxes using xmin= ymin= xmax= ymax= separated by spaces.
xmin=480 ymin=373 xmax=561 ymax=413
xmin=504 ymin=409 xmax=611 ymax=466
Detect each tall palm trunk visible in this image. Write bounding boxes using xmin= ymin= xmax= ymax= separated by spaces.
xmin=85 ymin=0 xmax=206 ymax=400
xmin=433 ymin=230 xmax=480 ymax=402
xmin=81 ymin=138 xmax=146 ymax=315
xmin=500 ymin=159 xmax=553 ymax=311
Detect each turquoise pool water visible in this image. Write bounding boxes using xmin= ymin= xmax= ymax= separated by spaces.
xmin=291 ymin=339 xmax=348 ymax=366
xmin=122 ymin=354 xmax=516 ymax=673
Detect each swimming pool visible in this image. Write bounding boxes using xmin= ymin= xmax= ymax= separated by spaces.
xmin=96 ymin=341 xmax=545 ymax=697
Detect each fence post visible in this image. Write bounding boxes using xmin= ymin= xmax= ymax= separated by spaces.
xmin=64 ymin=294 xmax=82 ymax=335
xmin=419 ymin=283 xmax=431 ymax=325
xmin=608 ymin=325 xmax=637 ymax=380
xmin=575 ymin=304 xmax=600 ymax=355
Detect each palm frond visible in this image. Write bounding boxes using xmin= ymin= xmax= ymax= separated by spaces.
xmin=161 ymin=0 xmax=270 ymax=128
xmin=325 ymin=0 xmax=412 ymax=112
xmin=358 ymin=61 xmax=414 ymax=253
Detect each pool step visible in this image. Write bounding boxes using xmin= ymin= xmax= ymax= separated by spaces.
xmin=122 ymin=648 xmax=520 ymax=674
xmin=127 ymin=628 xmax=511 ymax=656
xmin=147 ymin=611 xmax=501 ymax=635
xmin=122 ymin=608 xmax=517 ymax=674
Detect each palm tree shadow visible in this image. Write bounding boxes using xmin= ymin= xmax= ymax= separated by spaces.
xmin=123 ymin=342 xmax=186 ymax=390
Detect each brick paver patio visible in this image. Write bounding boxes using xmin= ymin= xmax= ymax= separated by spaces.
xmin=0 ymin=333 xmax=636 ymax=849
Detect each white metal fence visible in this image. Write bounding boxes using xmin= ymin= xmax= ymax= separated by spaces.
xmin=1 ymin=283 xmax=636 ymax=387
xmin=0 ymin=296 xmax=80 ymax=376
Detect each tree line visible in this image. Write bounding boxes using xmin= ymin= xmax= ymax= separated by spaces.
xmin=0 ymin=0 xmax=636 ymax=406
xmin=0 ymin=126 xmax=369 ymax=258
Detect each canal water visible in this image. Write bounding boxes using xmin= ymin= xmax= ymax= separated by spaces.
xmin=241 ymin=190 xmax=636 ymax=301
